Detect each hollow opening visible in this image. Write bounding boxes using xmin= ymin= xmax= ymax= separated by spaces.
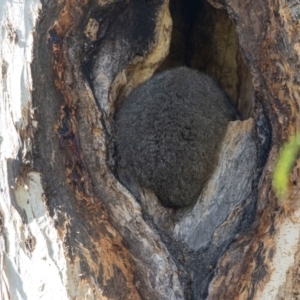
xmin=159 ymin=0 xmax=254 ymax=119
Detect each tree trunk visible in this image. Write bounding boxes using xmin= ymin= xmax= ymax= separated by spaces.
xmin=0 ymin=0 xmax=299 ymax=299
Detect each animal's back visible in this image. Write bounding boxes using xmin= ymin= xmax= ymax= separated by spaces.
xmin=114 ymin=67 xmax=238 ymax=207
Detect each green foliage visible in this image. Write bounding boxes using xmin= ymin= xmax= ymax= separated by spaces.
xmin=273 ymin=134 xmax=300 ymax=199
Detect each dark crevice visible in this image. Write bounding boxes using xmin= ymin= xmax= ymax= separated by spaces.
xmin=159 ymin=0 xmax=254 ymax=119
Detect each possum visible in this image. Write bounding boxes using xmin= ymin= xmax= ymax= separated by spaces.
xmin=114 ymin=67 xmax=239 ymax=207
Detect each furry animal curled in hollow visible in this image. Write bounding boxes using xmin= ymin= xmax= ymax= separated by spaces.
xmin=114 ymin=66 xmax=238 ymax=207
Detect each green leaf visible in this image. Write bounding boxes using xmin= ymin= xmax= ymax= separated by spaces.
xmin=273 ymin=134 xmax=300 ymax=199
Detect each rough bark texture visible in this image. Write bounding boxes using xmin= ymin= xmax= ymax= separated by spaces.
xmin=30 ymin=0 xmax=265 ymax=298
xmin=32 ymin=0 xmax=183 ymax=299
xmin=206 ymin=0 xmax=300 ymax=299
xmin=1 ymin=0 xmax=300 ymax=299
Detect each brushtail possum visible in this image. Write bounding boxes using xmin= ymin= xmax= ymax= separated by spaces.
xmin=114 ymin=67 xmax=238 ymax=207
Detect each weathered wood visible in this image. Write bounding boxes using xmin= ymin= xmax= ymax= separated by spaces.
xmin=206 ymin=0 xmax=300 ymax=299
xmin=2 ymin=0 xmax=300 ymax=299
xmin=32 ymin=0 xmax=182 ymax=299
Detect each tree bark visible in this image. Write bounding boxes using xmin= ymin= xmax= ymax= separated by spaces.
xmin=0 ymin=0 xmax=299 ymax=299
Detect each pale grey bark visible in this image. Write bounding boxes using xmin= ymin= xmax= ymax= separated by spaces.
xmin=1 ymin=0 xmax=300 ymax=299
xmin=0 ymin=1 xmax=99 ymax=299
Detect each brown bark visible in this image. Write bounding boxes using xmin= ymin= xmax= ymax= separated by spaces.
xmin=207 ymin=0 xmax=300 ymax=299
xmin=15 ymin=0 xmax=299 ymax=299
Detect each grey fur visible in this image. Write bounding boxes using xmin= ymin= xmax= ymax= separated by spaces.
xmin=114 ymin=67 xmax=238 ymax=207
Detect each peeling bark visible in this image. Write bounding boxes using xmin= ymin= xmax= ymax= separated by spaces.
xmin=206 ymin=1 xmax=300 ymax=299
xmin=1 ymin=0 xmax=300 ymax=299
